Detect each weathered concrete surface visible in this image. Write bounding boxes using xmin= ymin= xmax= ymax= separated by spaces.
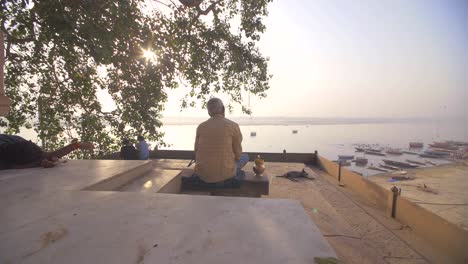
xmin=118 ymin=168 xmax=181 ymax=193
xmin=369 ymin=162 xmax=468 ymax=231
xmin=0 ymin=160 xmax=152 ymax=194
xmin=260 ymin=161 xmax=429 ymax=264
xmin=0 ymin=160 xmax=337 ymax=263
xmin=0 ymin=191 xmax=336 ymax=264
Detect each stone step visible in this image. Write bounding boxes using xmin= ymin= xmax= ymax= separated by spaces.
xmin=118 ymin=168 xmax=183 ymax=193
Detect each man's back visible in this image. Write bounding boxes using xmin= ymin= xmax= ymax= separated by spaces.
xmin=194 ymin=115 xmax=243 ymax=183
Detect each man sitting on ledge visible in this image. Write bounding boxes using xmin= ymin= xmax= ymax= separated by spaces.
xmin=186 ymin=97 xmax=249 ymax=188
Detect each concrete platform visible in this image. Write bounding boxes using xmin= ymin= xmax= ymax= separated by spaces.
xmin=0 ymin=160 xmax=337 ymax=263
xmin=0 ymin=160 xmax=153 ymax=194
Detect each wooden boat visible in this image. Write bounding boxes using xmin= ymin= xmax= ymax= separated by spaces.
xmin=429 ymin=144 xmax=458 ymax=150
xmin=338 ymin=155 xmax=354 ymax=160
xmin=292 ymin=130 xmax=298 ymax=134
xmin=430 ymin=148 xmax=456 ymax=153
xmin=402 ymin=151 xmax=419 ymax=155
xmin=367 ymin=148 xmax=382 ymax=152
xmin=355 ymin=147 xmax=365 ymax=152
xmin=386 ymin=149 xmax=403 ymax=155
xmin=250 ymin=132 xmax=256 ymax=137
xmin=382 ymin=159 xmax=419 ymax=168
xmin=425 ymin=160 xmax=436 ymax=165
xmin=379 ymin=164 xmax=399 ymax=170
xmin=406 ymin=159 xmax=426 ymax=165
xmin=447 ymin=140 xmax=468 ymax=146
xmin=424 ymin=150 xmax=449 ymax=156
xmin=364 ymin=150 xmax=386 ymax=156
xmin=354 ymin=157 xmax=368 ymax=165
xmin=368 ymin=166 xmax=388 ymax=172
xmin=352 ymin=170 xmax=363 ymax=176
xmin=430 ymin=141 xmax=451 ymax=148
xmin=409 ymin=142 xmax=423 ymax=148
xmin=419 ymin=153 xmax=442 ymax=159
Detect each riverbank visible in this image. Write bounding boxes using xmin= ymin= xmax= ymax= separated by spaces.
xmin=368 ymin=161 xmax=468 ymax=231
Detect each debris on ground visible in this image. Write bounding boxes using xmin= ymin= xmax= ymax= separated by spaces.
xmin=417 ymin=184 xmax=438 ymax=194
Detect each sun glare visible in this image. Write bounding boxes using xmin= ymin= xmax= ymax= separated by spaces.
xmin=142 ymin=48 xmax=157 ymax=63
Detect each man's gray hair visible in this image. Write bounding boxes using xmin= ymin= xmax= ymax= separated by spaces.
xmin=207 ymin=97 xmax=224 ymax=116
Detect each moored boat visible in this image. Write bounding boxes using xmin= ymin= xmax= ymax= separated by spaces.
xmin=354 ymin=157 xmax=368 ymax=165
xmin=420 ymin=153 xmax=442 ymax=159
xmin=364 ymin=150 xmax=386 ymax=156
xmin=250 ymin=131 xmax=256 ymax=137
xmin=409 ymin=142 xmax=423 ymax=148
xmin=430 ymin=141 xmax=451 ymax=148
xmin=406 ymin=159 xmax=426 ymax=165
xmin=386 ymin=149 xmax=403 ymax=155
xmin=338 ymin=155 xmax=354 ymax=160
xmin=447 ymin=140 xmax=468 ymax=146
xmin=367 ymin=148 xmax=382 ymax=152
xmin=382 ymin=159 xmax=419 ymax=168
xmin=292 ymin=130 xmax=298 ymax=134
xmin=380 ymin=164 xmax=399 ymax=170
xmin=429 ymin=144 xmax=458 ymax=150
xmin=402 ymin=150 xmax=419 ymax=155
xmin=368 ymin=166 xmax=388 ymax=172
xmin=430 ymin=148 xmax=456 ymax=154
xmin=424 ymin=150 xmax=449 ymax=156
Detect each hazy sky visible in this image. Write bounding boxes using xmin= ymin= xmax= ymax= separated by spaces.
xmin=154 ymin=0 xmax=468 ymax=118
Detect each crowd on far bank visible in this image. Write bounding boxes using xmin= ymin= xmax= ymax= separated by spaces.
xmin=119 ymin=135 xmax=150 ymax=160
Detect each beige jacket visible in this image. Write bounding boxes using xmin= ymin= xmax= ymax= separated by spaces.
xmin=194 ymin=115 xmax=243 ymax=183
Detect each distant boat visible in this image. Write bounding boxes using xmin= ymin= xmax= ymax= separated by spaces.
xmin=382 ymin=159 xmax=419 ymax=168
xmin=292 ymin=130 xmax=298 ymax=134
xmin=250 ymin=132 xmax=256 ymax=137
xmin=424 ymin=150 xmax=449 ymax=156
xmin=367 ymin=148 xmax=382 ymax=152
xmin=352 ymin=170 xmax=363 ymax=176
xmin=429 ymin=144 xmax=458 ymax=150
xmin=354 ymin=157 xmax=368 ymax=165
xmin=402 ymin=151 xmax=419 ymax=155
xmin=338 ymin=155 xmax=354 ymax=160
xmin=364 ymin=150 xmax=386 ymax=156
xmin=386 ymin=149 xmax=403 ymax=155
xmin=430 ymin=148 xmax=456 ymax=154
xmin=356 ymin=147 xmax=382 ymax=153
xmin=430 ymin=141 xmax=451 ymax=148
xmin=406 ymin=159 xmax=426 ymax=165
xmin=368 ymin=166 xmax=388 ymax=172
xmin=419 ymin=153 xmax=442 ymax=159
xmin=379 ymin=164 xmax=399 ymax=170
xmin=447 ymin=140 xmax=468 ymax=146
xmin=409 ymin=142 xmax=423 ymax=148
xmin=425 ymin=160 xmax=437 ymax=165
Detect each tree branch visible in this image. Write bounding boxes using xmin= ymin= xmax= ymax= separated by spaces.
xmin=196 ymin=0 xmax=221 ymax=17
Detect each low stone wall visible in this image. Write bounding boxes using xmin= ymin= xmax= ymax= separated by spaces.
xmin=101 ymin=150 xmax=318 ymax=164
xmin=318 ymin=155 xmax=468 ymax=263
